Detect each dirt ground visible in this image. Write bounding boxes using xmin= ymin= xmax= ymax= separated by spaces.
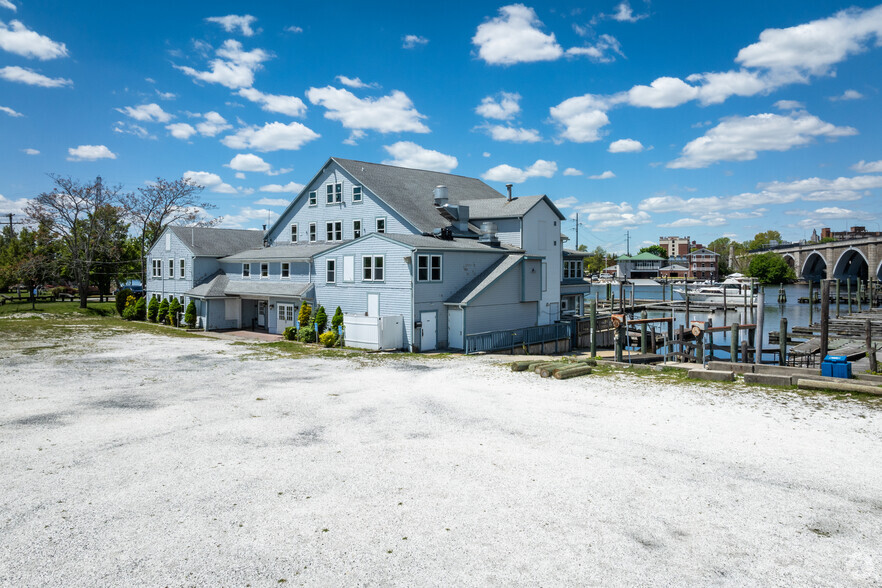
xmin=1 ymin=322 xmax=881 ymax=586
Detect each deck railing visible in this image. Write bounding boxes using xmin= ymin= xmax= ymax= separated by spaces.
xmin=464 ymin=323 xmax=571 ymax=355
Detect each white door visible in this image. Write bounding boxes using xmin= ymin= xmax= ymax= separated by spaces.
xmin=420 ymin=312 xmax=436 ymax=351
xmin=258 ymin=300 xmax=267 ymax=328
xmin=277 ymin=303 xmax=295 ymax=334
xmin=367 ymin=293 xmax=379 ymax=317
xmin=448 ymin=308 xmax=463 ymax=349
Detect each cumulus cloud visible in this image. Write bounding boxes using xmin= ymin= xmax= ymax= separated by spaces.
xmin=0 ymin=1 xmax=16 ymax=12
xmin=595 ymin=1 xmax=649 ymax=24
xmin=476 ymin=91 xmax=521 ymax=120
xmin=237 ymin=87 xmax=307 ymax=116
xmin=0 ymin=19 xmax=68 ymax=60
xmin=774 ymin=99 xmax=804 ymax=110
xmin=608 ymin=138 xmax=643 ymax=153
xmin=306 ymin=86 xmax=429 ymax=134
xmin=668 ymin=112 xmax=857 ymax=169
xmin=254 ymin=197 xmax=290 ymax=206
xmin=481 ymin=124 xmax=541 ymax=143
xmin=627 ymin=77 xmax=698 ymax=108
xmin=176 ymin=39 xmax=270 ymax=89
xmin=259 ymin=182 xmax=305 ymax=193
xmin=183 ymin=171 xmax=237 ymax=194
xmin=113 ymin=121 xmax=152 ymax=139
xmin=0 ymin=194 xmax=30 ymax=216
xmin=218 ymin=207 xmax=279 ymax=229
xmin=335 ymin=75 xmax=378 ymax=89
xmin=472 ymin=4 xmax=563 ymax=65
xmin=554 ymin=196 xmax=579 ymax=209
xmin=227 ymin=153 xmax=270 ymax=173
xmin=851 ymin=159 xmax=882 ymax=173
xmin=205 ymin=15 xmax=257 ymax=36
xmin=166 ymin=122 xmax=197 ymax=140
xmin=116 ymin=103 xmax=173 ymax=123
xmin=0 ymin=65 xmax=70 ymax=87
xmin=563 ymin=168 xmax=582 ymax=176
xmin=571 ymin=200 xmax=651 ymax=230
xmin=22 ymin=148 xmax=39 ymax=155
xmin=565 ymin=34 xmax=623 ymax=63
xmin=382 ymin=141 xmax=458 ymax=173
xmin=482 ymin=159 xmax=557 ymax=183
xmin=67 ymin=145 xmax=116 ymax=161
xmin=829 ymin=89 xmax=864 ymax=101
xmin=402 ymin=34 xmax=429 ymax=49
xmin=548 ymin=94 xmax=611 ymax=142
xmin=589 ymin=170 xmax=616 ymax=180
xmin=195 ymin=111 xmax=232 ymax=136
xmin=221 ymin=120 xmax=320 ymax=151
xmin=658 ymin=214 xmax=728 ymax=228
xmin=0 ymin=104 xmax=22 ymax=117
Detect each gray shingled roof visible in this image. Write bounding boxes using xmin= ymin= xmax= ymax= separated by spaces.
xmin=333 ymin=158 xmax=506 ymax=233
xmin=380 ymin=233 xmax=521 ymax=252
xmin=220 ymin=242 xmax=341 ymax=262
xmin=563 ymin=248 xmax=592 ymax=258
xmin=185 ymin=271 xmax=229 ymax=298
xmin=458 ymin=195 xmax=565 ymax=221
xmin=223 ymin=281 xmax=313 ymax=298
xmin=168 ymin=226 xmax=264 ymax=257
xmin=445 ymin=254 xmax=524 ymax=305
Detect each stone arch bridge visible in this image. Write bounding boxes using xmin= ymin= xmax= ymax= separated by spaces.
xmin=760 ymin=237 xmax=882 ymax=282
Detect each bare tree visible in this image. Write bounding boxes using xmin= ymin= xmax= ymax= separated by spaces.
xmin=25 ymin=176 xmax=125 ymax=308
xmin=119 ymin=177 xmax=215 ymax=287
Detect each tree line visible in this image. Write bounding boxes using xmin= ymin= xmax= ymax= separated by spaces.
xmin=0 ymin=174 xmax=215 ymax=308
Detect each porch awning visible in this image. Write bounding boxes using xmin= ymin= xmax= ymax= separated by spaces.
xmin=222 ymin=280 xmax=314 ymax=299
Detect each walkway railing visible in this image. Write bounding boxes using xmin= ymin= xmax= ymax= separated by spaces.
xmin=464 ymin=323 xmax=571 ymax=355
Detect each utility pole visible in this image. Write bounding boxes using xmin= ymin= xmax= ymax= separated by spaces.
xmin=6 ymin=213 xmax=12 ymax=234
xmin=626 ymin=230 xmax=630 ymax=256
xmin=575 ymin=213 xmax=579 ymax=250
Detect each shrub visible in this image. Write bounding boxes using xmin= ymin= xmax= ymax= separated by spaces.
xmin=297 ymin=327 xmax=316 ymax=343
xmin=134 ymin=297 xmax=147 ymax=321
xmin=168 ymin=298 xmax=182 ymax=326
xmin=184 ymin=301 xmax=196 ymax=327
xmin=147 ymin=297 xmax=159 ymax=322
xmin=283 ymin=326 xmax=297 ymax=341
xmin=115 ymin=288 xmax=133 ymax=316
xmin=319 ymin=331 xmax=337 ymax=347
xmin=331 ymin=306 xmax=344 ymax=331
xmin=314 ymin=306 xmax=327 ymax=334
xmin=157 ymin=299 xmax=169 ymax=324
xmin=298 ymin=303 xmax=311 ymax=327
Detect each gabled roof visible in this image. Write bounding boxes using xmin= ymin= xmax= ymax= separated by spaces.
xmin=220 ymin=242 xmax=341 ymax=262
xmin=563 ymin=248 xmax=592 ymax=258
xmin=167 ymin=226 xmax=264 ymax=257
xmin=223 ymin=281 xmax=313 ymax=298
xmin=688 ymin=248 xmax=719 ymax=256
xmin=312 ymin=232 xmax=521 ymax=258
xmin=185 ymin=271 xmax=229 ymax=298
xmin=458 ymin=195 xmax=566 ymax=221
xmin=660 ymin=264 xmax=688 ymax=271
xmin=618 ymin=251 xmax=665 ymax=261
xmin=445 ymin=254 xmax=524 ymax=306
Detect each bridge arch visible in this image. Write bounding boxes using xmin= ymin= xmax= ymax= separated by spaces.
xmin=832 ymin=247 xmax=869 ymax=283
xmin=801 ymin=251 xmax=827 ymax=282
xmin=782 ymin=253 xmax=796 ymax=273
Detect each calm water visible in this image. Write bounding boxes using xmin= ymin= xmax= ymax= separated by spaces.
xmin=585 ymin=283 xmax=870 ymax=361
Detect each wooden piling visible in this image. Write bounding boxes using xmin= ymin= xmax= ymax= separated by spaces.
xmin=707 ymin=317 xmax=714 ymax=360
xmin=553 ymin=365 xmax=592 ymax=380
xmin=809 ymin=281 xmax=814 ymax=325
xmin=847 ymin=278 xmax=852 ymax=314
xmin=867 ymin=319 xmax=878 ymax=373
xmin=779 ymin=317 xmax=788 ymax=366
xmin=820 ymin=280 xmax=830 ymax=360
xmin=730 ymin=322 xmax=739 ymax=362
xmin=590 ymin=295 xmax=597 ymax=358
xmin=741 ymin=340 xmax=749 ymax=364
xmin=615 ymin=323 xmax=624 ymax=362
xmin=640 ymin=310 xmax=648 ymax=354
xmin=835 ymin=279 xmax=840 ymax=317
xmin=754 ymin=289 xmax=764 ymax=365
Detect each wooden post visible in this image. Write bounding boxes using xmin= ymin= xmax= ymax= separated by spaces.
xmin=754 ymin=289 xmax=764 ymax=365
xmin=696 ymin=330 xmax=704 ymax=363
xmin=867 ymin=319 xmax=877 ymax=373
xmin=731 ymin=322 xmax=739 ymax=362
xmin=871 ymin=278 xmax=875 ymax=310
xmin=820 ymin=280 xmax=830 ymax=360
xmin=678 ymin=325 xmax=685 ymax=362
xmin=684 ymin=288 xmax=690 ymax=330
xmin=779 ymin=317 xmax=788 ymax=366
xmin=619 ymin=281 xmax=625 ymax=313
xmin=835 ymin=279 xmax=840 ymax=318
xmin=723 ymin=286 xmax=727 ymax=312
xmin=662 ymin=281 xmax=666 ymax=302
xmin=589 ymin=296 xmax=597 ymax=358
xmin=847 ymin=278 xmax=852 ymax=314
xmin=809 ymin=281 xmax=814 ymax=325
xmin=740 ymin=340 xmax=748 ymax=364
xmin=615 ymin=323 xmax=623 ymax=362
xmin=640 ymin=310 xmax=648 ymax=354
xmin=859 ymin=279 xmax=864 ymax=311
xmin=707 ymin=317 xmax=714 ymax=360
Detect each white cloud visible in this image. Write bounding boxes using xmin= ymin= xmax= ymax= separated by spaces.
xmin=0 ymin=1 xmax=16 ymax=12
xmin=565 ymin=34 xmax=623 ymax=63
xmin=482 ymin=124 xmax=541 ymax=143
xmin=774 ymin=99 xmax=804 ymax=110
xmin=222 ymin=121 xmax=320 ymax=151
xmin=195 ymin=111 xmax=232 ymax=137
xmin=688 ymin=70 xmax=768 ymax=105
xmin=176 ymin=39 xmax=270 ymax=89
xmin=0 ymin=104 xmax=22 ymax=117
xmin=572 ymin=200 xmax=651 ymax=230
xmin=306 ymin=86 xmax=429 ymax=134
xmin=482 ymin=152 xmax=491 ymax=157
xmin=0 ymin=194 xmax=30 ymax=216
xmin=166 ymin=122 xmax=197 ymax=140
xmin=596 ymin=1 xmax=648 ymax=23
xmin=473 ymin=4 xmax=563 ymax=65
xmin=554 ymin=196 xmax=578 ymax=209
xmin=205 ymin=15 xmax=257 ymax=37
xmin=183 ymin=171 xmax=237 ymax=194
xmin=116 ymin=103 xmax=173 ymax=123
xmin=563 ymin=168 xmax=582 ymax=176
xmin=627 ymin=77 xmax=698 ymax=108
xmin=227 ymin=153 xmax=271 ymax=173
xmin=335 ymin=75 xmax=378 ymax=89
xmin=402 ymin=34 xmax=429 ymax=49
xmin=829 ymin=89 xmax=864 ymax=101
xmin=482 ymin=159 xmax=557 ymax=183
xmin=852 ymin=159 xmax=882 ymax=173
xmin=155 ymin=89 xmax=176 ymax=100
xmin=254 ymin=197 xmax=290 ymax=206
xmin=659 ymin=214 xmax=728 ymax=228
xmin=113 ymin=121 xmax=153 ymax=139
xmin=0 ymin=19 xmax=68 ymax=60
xmin=669 ymin=112 xmax=857 ymax=169
xmin=218 ymin=207 xmax=279 ymax=229
xmin=237 ymin=87 xmax=307 ymax=116
xmin=235 ymin=172 xmax=246 ymax=180
xmin=382 ymin=141 xmax=458 ymax=173
xmin=259 ymin=181 xmax=305 ymax=193
xmin=548 ymin=94 xmax=611 ymax=142
xmin=285 ymin=26 xmax=303 ymax=34
xmin=0 ymin=65 xmax=71 ymax=87
xmin=608 ymin=138 xmax=643 ymax=153
xmin=22 ymin=148 xmax=38 ymax=155
xmin=759 ymin=175 xmax=882 ymax=201
xmin=589 ymin=170 xmax=616 ymax=180
xmin=67 ymin=145 xmax=116 ymax=161
xmin=476 ymin=91 xmax=521 ymax=120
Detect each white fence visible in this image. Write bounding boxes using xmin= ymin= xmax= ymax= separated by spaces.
xmin=343 ymin=314 xmax=405 ymax=350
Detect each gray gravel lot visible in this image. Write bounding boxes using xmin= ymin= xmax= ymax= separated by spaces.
xmin=1 ymin=325 xmax=881 ymax=586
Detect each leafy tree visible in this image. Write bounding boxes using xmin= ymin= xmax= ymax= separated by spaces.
xmin=134 ymin=296 xmax=147 ymax=321
xmin=298 ymin=302 xmax=311 ymax=327
xmin=0 ymin=223 xmax=59 ymax=307
xmin=157 ymin=298 xmax=169 ymax=323
xmin=168 ymin=298 xmax=182 ymax=326
xmin=331 ymin=306 xmax=344 ymax=331
xmin=583 ymin=246 xmax=610 ymax=275
xmin=747 ymin=252 xmax=796 ymax=285
xmin=314 ymin=305 xmax=327 ymax=334
xmin=746 ymin=230 xmax=782 ymax=251
xmin=147 ymin=297 xmax=159 ymax=322
xmin=184 ymin=300 xmax=196 ymax=327
xmin=115 ymin=287 xmax=133 ymax=316
xmin=87 ymin=204 xmax=132 ymax=302
xmin=638 ymin=245 xmax=667 ymax=259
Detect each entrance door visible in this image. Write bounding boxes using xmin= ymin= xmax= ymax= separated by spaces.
xmin=277 ymin=303 xmax=295 ymax=334
xmin=257 ymin=300 xmax=267 ymax=328
xmin=420 ymin=311 xmax=436 ymax=351
xmin=447 ymin=308 xmax=463 ymax=349
xmin=367 ymin=293 xmax=379 ymax=317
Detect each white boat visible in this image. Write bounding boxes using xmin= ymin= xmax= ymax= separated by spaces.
xmin=674 ymin=278 xmax=755 ymax=305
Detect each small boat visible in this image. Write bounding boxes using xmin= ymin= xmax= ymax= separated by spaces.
xmin=674 ymin=278 xmax=755 ymax=305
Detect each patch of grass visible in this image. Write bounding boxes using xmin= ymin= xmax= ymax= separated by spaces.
xmin=0 ymin=300 xmax=116 ymax=317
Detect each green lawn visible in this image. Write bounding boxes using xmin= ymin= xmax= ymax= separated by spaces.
xmin=0 ymin=300 xmax=117 ymax=317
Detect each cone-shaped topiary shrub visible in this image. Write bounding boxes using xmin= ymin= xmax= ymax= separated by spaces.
xmin=331 ymin=306 xmax=344 ymax=331
xmin=184 ymin=300 xmax=196 ymax=327
xmin=298 ymin=302 xmax=311 ymax=327
xmin=168 ymin=298 xmax=182 ymax=326
xmin=157 ymin=299 xmax=169 ymax=324
xmin=314 ymin=306 xmax=327 ymax=334
xmin=134 ymin=296 xmax=147 ymax=321
xmin=147 ymin=297 xmax=159 ymax=322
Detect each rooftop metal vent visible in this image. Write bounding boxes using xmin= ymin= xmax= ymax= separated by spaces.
xmin=478 ymin=221 xmax=500 ymax=246
xmin=433 ymin=185 xmax=448 ymax=207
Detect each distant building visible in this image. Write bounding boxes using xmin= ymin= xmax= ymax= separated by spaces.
xmin=664 ymin=248 xmax=720 ymax=281
xmin=819 ymin=226 xmax=882 ymax=240
xmin=615 ymin=252 xmax=665 ymax=279
xmin=659 ymin=235 xmax=704 ymax=257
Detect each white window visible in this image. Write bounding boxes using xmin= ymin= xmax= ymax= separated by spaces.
xmin=179 ymin=259 xmax=185 ymax=279
xmin=281 ymin=262 xmax=290 ymax=278
xmin=326 ymin=221 xmax=342 ymax=242
xmin=242 ymin=263 xmax=250 ymax=278
xmin=326 ymin=183 xmax=342 ymax=204
xmin=362 ymin=255 xmax=384 ymax=281
xmin=260 ymin=263 xmax=269 ymax=278
xmin=308 ymin=190 xmax=317 ymax=206
xmin=309 ymin=223 xmax=316 ymax=242
xmin=353 ymin=219 xmax=362 ymax=239
xmin=417 ymin=254 xmax=442 ymax=282
xmin=326 ymin=259 xmax=336 ymax=283
xmin=352 ymin=185 xmax=362 ymax=203
xmin=152 ymin=259 xmax=161 ymax=278
xmin=168 ymin=259 xmax=174 ymax=279
xmin=375 ymin=217 xmax=386 ymax=234
xmin=290 ymin=224 xmax=298 ymax=242
xmin=343 ymin=256 xmax=354 ymax=282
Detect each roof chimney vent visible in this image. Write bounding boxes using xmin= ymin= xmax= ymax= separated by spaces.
xmin=506 ymin=183 xmax=513 ymax=202
xmin=433 ymin=185 xmax=448 ymax=207
xmin=478 ymin=221 xmax=501 ymax=246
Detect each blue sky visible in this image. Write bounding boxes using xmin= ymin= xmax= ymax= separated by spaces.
xmin=2 ymin=1 xmax=881 ymax=253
